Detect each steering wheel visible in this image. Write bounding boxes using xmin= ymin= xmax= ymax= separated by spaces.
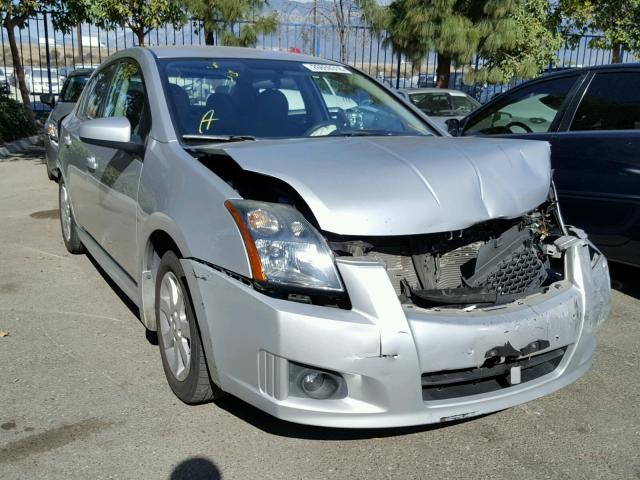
xmin=304 ymin=122 xmax=338 ymax=137
xmin=505 ymin=121 xmax=533 ymax=133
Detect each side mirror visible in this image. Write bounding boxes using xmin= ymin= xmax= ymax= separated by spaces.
xmin=79 ymin=117 xmax=145 ymax=156
xmin=40 ymin=93 xmax=55 ymax=107
xmin=445 ymin=118 xmax=461 ymax=136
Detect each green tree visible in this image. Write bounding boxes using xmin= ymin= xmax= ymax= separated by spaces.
xmin=365 ymin=0 xmax=523 ymax=87
xmin=1 ymin=0 xmax=87 ymax=121
xmin=473 ymin=0 xmax=563 ymax=83
xmin=186 ymin=0 xmax=277 ymax=47
xmin=92 ymin=0 xmax=186 ymax=47
xmin=556 ymin=0 xmax=640 ymax=63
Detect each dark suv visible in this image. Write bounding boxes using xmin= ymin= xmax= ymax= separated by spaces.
xmin=452 ymin=64 xmax=640 ymax=266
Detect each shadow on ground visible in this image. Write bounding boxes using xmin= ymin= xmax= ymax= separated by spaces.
xmin=609 ymin=262 xmax=640 ymax=300
xmin=170 ymin=457 xmax=221 ymax=480
xmin=212 ymin=395 xmax=485 ymax=440
xmin=86 ymin=253 xmax=141 ymax=321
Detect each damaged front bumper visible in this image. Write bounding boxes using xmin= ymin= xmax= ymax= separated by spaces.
xmin=182 ymin=232 xmax=610 ymax=428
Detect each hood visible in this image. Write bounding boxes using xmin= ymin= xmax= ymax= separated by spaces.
xmin=50 ymin=102 xmax=76 ymax=121
xmin=198 ymin=136 xmax=551 ymax=236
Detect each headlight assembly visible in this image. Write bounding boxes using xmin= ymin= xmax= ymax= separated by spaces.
xmin=46 ymin=121 xmax=58 ymax=141
xmin=225 ymin=200 xmax=344 ymax=292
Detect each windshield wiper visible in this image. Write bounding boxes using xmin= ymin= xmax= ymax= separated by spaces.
xmin=333 ymin=130 xmax=427 ymax=137
xmin=182 ymin=134 xmax=257 ymax=143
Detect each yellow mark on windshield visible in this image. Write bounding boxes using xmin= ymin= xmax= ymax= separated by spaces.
xmin=227 ymin=69 xmax=239 ymax=81
xmin=198 ymin=109 xmax=219 ymax=134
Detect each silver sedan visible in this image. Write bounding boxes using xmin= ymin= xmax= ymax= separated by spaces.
xmin=56 ymin=46 xmax=610 ymax=428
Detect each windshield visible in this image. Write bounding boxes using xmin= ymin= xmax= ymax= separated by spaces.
xmin=159 ymin=58 xmax=433 ymax=140
xmin=60 ymin=74 xmax=90 ymax=102
xmin=409 ymin=92 xmax=480 ymax=117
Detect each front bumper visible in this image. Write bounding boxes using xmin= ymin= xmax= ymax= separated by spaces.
xmin=182 ymin=235 xmax=610 ymax=428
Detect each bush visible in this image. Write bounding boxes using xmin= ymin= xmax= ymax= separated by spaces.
xmin=0 ymin=95 xmax=37 ymax=144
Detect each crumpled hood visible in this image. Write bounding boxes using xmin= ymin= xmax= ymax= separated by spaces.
xmin=199 ymin=136 xmax=551 ymax=236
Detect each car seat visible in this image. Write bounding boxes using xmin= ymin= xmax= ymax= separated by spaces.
xmin=253 ymin=89 xmax=289 ymax=137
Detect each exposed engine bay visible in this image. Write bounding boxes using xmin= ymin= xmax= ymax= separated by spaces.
xmin=326 ymin=203 xmax=565 ymax=308
xmin=196 ymin=152 xmax=565 ymax=308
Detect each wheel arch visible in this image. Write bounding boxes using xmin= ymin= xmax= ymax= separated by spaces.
xmin=141 ymin=225 xmax=187 ymax=331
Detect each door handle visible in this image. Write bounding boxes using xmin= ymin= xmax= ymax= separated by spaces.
xmin=86 ymin=156 xmax=98 ymax=171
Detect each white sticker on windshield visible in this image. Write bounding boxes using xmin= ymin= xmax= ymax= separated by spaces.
xmin=302 ymin=63 xmax=351 ymax=74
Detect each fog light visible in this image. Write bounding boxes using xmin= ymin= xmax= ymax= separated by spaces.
xmin=300 ymin=371 xmax=338 ymax=399
xmin=289 ymin=362 xmax=347 ymax=400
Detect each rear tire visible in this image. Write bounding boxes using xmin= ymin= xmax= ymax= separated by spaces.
xmin=156 ymin=251 xmax=223 ymax=404
xmin=58 ymin=179 xmax=85 ymax=254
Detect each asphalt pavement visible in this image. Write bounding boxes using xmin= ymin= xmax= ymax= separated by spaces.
xmin=0 ymin=148 xmax=639 ymax=480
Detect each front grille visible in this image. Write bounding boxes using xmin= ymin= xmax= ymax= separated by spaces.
xmin=421 ymin=347 xmax=566 ymax=401
xmin=464 ymin=224 xmax=548 ymax=297
xmin=475 ymin=246 xmax=547 ymax=296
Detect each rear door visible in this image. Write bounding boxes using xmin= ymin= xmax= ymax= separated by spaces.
xmin=551 ymin=69 xmax=640 ymax=264
xmin=61 ymin=64 xmax=117 ymax=236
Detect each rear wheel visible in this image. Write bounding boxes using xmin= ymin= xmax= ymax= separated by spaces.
xmin=156 ymin=251 xmax=223 ymax=404
xmin=58 ymin=179 xmax=85 ymax=254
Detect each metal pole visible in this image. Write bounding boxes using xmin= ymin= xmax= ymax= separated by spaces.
xmin=312 ymin=0 xmax=317 ymax=56
xmin=42 ymin=12 xmax=53 ymax=95
xmin=395 ymin=51 xmax=401 ymax=89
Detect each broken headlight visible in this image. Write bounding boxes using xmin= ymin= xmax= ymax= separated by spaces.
xmin=225 ymin=200 xmax=344 ymax=292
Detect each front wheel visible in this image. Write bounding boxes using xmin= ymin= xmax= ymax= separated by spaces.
xmin=58 ymin=179 xmax=85 ymax=254
xmin=156 ymin=251 xmax=223 ymax=404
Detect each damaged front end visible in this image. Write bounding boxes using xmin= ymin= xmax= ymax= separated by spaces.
xmin=327 ymin=196 xmax=567 ymax=310
xmin=185 ymin=139 xmax=611 ymax=427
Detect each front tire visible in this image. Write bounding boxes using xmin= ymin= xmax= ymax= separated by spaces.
xmin=156 ymin=251 xmax=222 ymax=404
xmin=58 ymin=179 xmax=85 ymax=254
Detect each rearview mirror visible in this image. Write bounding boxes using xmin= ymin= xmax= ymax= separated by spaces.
xmin=445 ymin=118 xmax=461 ymax=136
xmin=40 ymin=93 xmax=55 ymax=107
xmin=79 ymin=117 xmax=144 ymax=156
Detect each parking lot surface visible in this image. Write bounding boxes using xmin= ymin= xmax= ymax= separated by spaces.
xmin=0 ymin=149 xmax=639 ymax=480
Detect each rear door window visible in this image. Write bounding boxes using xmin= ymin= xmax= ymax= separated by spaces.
xmin=465 ymin=76 xmax=578 ymax=135
xmin=570 ymin=72 xmax=640 ymax=131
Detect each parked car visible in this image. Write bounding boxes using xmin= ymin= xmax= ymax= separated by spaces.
xmin=29 ymin=67 xmax=61 ymax=94
xmin=56 ymin=46 xmax=609 ymax=428
xmin=450 ymin=64 xmax=640 ymax=266
xmin=400 ymin=88 xmax=480 ymax=129
xmin=42 ymin=68 xmax=93 ymax=181
xmin=0 ymin=66 xmax=10 ymax=95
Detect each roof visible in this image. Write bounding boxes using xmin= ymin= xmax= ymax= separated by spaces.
xmin=68 ymin=68 xmax=94 ymax=76
xmin=144 ymin=45 xmax=338 ymax=65
xmin=401 ymin=87 xmax=472 ymax=95
xmin=540 ymin=62 xmax=640 ymax=79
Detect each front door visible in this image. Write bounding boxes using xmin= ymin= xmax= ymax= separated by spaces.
xmin=89 ymin=60 xmax=149 ymax=278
